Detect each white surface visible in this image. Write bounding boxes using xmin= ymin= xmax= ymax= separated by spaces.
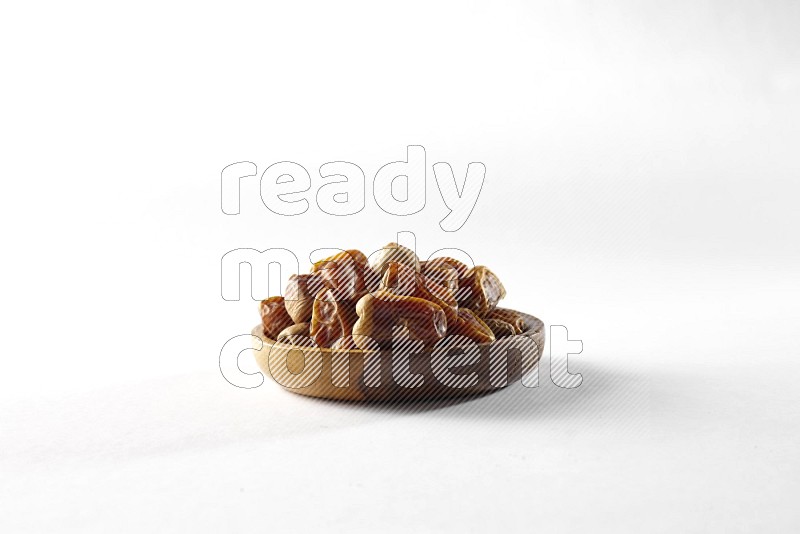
xmin=3 ymin=266 xmax=798 ymax=532
xmin=2 ymin=1 xmax=799 ymax=532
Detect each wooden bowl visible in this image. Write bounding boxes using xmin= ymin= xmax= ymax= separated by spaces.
xmin=251 ymin=309 xmax=544 ymax=402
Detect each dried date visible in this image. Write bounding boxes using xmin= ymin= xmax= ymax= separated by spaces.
xmin=259 ymin=296 xmax=295 ymax=339
xmin=352 ymin=290 xmax=446 ymax=349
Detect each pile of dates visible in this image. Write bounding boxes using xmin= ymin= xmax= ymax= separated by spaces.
xmin=259 ymin=243 xmax=526 ymax=350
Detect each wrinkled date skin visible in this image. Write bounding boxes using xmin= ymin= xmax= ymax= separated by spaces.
xmin=369 ymin=242 xmax=420 ymax=276
xmin=422 ymin=256 xmax=469 ymax=280
xmin=457 ymin=266 xmax=507 ymax=315
xmin=420 ymin=266 xmax=459 ymax=293
xmin=449 ymin=308 xmax=496 ymax=344
xmin=310 ymin=288 xmax=359 ymax=348
xmin=311 ymin=249 xmax=369 ymax=272
xmin=421 ymin=257 xmax=468 ymax=295
xmin=353 ymin=290 xmax=446 ymax=349
xmin=259 ymin=296 xmax=295 ymax=339
xmin=481 ymin=308 xmax=526 ymax=334
xmin=283 ymin=273 xmax=327 ymax=324
xmin=311 ymin=249 xmax=378 ymax=301
xmin=483 ymin=318 xmax=516 ymax=338
xmin=380 ymin=261 xmax=458 ymax=326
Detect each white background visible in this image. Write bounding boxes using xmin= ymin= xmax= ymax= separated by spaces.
xmin=2 ymin=1 xmax=799 ymax=532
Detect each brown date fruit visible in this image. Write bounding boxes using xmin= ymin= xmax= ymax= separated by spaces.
xmin=310 ymin=249 xmax=376 ymax=301
xmin=283 ymin=273 xmax=327 ymax=324
xmin=482 ymin=318 xmax=516 ymax=338
xmin=482 ymin=308 xmax=526 ymax=334
xmin=379 ymin=260 xmax=418 ymax=295
xmin=368 ymin=242 xmax=420 ymax=276
xmin=420 ymin=264 xmax=459 ymax=293
xmin=310 ymin=288 xmax=359 ymax=348
xmin=259 ymin=296 xmax=295 ymax=339
xmin=276 ymin=322 xmax=315 ymax=346
xmin=422 ymin=256 xmax=469 ymax=279
xmin=381 ymin=261 xmax=458 ymax=326
xmin=448 ymin=308 xmax=495 ymax=344
xmin=422 ymin=257 xmax=469 ymax=296
xmin=311 ymin=248 xmax=368 ymax=272
xmin=457 ymin=266 xmax=506 ymax=315
xmin=353 ymin=290 xmax=446 ymax=349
